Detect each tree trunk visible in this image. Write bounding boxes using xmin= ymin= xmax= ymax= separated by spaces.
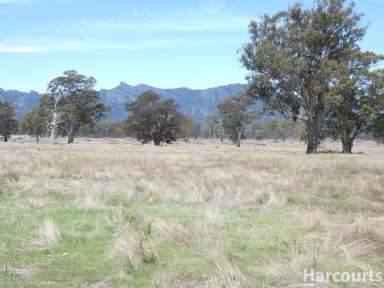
xmin=67 ymin=127 xmax=75 ymax=144
xmin=306 ymin=98 xmax=325 ymax=154
xmin=341 ymin=136 xmax=353 ymax=154
xmin=236 ymin=129 xmax=241 ymax=147
xmin=68 ymin=128 xmax=75 ymax=144
xmin=50 ymin=126 xmax=56 ymax=144
xmin=306 ymin=119 xmax=324 ymax=154
xmin=303 ymin=90 xmax=326 ymax=154
xmin=50 ymin=110 xmax=60 ymax=144
xmin=306 ymin=125 xmax=318 ymax=154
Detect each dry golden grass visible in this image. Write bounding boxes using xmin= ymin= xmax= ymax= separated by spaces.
xmin=25 ymin=218 xmax=61 ymax=251
xmin=0 ymin=137 xmax=384 ymax=287
xmin=110 ymin=225 xmax=158 ymax=271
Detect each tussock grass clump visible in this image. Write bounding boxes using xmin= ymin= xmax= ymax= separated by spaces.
xmin=150 ymin=218 xmax=193 ymax=246
xmin=77 ymin=187 xmax=106 ymax=209
xmin=110 ymin=225 xmax=158 ymax=271
xmin=335 ymin=216 xmax=384 ymax=261
xmin=207 ymin=259 xmax=251 ymax=288
xmin=26 ymin=218 xmax=60 ymax=251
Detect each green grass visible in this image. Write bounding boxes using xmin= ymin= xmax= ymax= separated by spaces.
xmin=1 ymin=139 xmax=384 ymax=287
xmin=1 ymin=196 xmax=381 ymax=287
xmin=0 ymin=192 xmax=304 ymax=287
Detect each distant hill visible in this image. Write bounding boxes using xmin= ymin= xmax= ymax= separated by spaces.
xmin=99 ymin=82 xmax=248 ymax=121
xmin=0 ymin=88 xmax=40 ymax=118
xmin=0 ymin=83 xmax=248 ymax=122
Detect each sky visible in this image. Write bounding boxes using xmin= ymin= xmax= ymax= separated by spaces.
xmin=1 ymin=0 xmax=383 ymax=92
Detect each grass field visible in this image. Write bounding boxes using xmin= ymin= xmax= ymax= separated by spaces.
xmin=0 ymin=138 xmax=384 ymax=287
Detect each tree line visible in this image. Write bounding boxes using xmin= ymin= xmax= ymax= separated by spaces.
xmin=0 ymin=70 xmax=109 ymax=144
xmin=0 ymin=71 xmax=201 ymax=145
xmin=1 ymin=0 xmax=383 ymax=153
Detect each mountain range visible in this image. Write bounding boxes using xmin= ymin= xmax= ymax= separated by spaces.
xmin=0 ymin=82 xmax=248 ymax=122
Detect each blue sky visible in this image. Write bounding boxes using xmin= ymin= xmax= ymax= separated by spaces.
xmin=1 ymin=0 xmax=383 ymax=92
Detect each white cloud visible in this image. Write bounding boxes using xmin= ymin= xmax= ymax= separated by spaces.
xmin=0 ymin=40 xmax=136 ymax=53
xmin=57 ymin=2 xmax=250 ymax=34
xmin=0 ymin=0 xmax=31 ymax=3
xmin=73 ymin=16 xmax=250 ymax=33
xmin=0 ymin=37 xmax=235 ymax=53
xmin=0 ymin=44 xmax=44 ymax=53
xmin=0 ymin=0 xmax=249 ymax=54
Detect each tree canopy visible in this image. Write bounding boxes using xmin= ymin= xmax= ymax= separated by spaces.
xmin=178 ymin=117 xmax=200 ymax=141
xmin=125 ymin=91 xmax=185 ymax=145
xmin=45 ymin=70 xmax=109 ymax=143
xmin=20 ymin=106 xmax=48 ymax=143
xmin=324 ymin=50 xmax=383 ymax=152
xmin=0 ymin=101 xmax=18 ymax=142
xmin=368 ymin=69 xmax=384 ymax=142
xmin=218 ymin=92 xmax=258 ymax=147
xmin=241 ymin=0 xmax=367 ymax=153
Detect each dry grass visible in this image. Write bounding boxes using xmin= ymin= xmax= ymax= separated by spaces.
xmin=0 ymin=137 xmax=384 ymax=287
xmin=110 ymin=225 xmax=158 ymax=271
xmin=25 ymin=219 xmax=61 ymax=251
xmin=334 ymin=216 xmax=384 ymax=261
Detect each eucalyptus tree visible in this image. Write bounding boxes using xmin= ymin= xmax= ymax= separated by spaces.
xmin=218 ymin=92 xmax=257 ymax=147
xmin=20 ymin=106 xmax=48 ymax=143
xmin=205 ymin=115 xmax=224 ymax=141
xmin=45 ymin=70 xmax=108 ymax=144
xmin=241 ymin=0 xmax=366 ymax=153
xmin=368 ymin=69 xmax=384 ymax=142
xmin=179 ymin=117 xmax=200 ymax=142
xmin=325 ymin=51 xmax=383 ymax=153
xmin=125 ymin=91 xmax=184 ymax=146
xmin=0 ymin=101 xmax=17 ymax=142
